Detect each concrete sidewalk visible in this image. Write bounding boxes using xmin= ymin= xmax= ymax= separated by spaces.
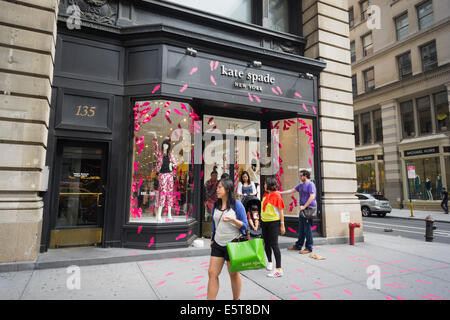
xmin=1 ymin=232 xmax=449 ymax=300
xmin=388 ymin=208 xmax=450 ymax=223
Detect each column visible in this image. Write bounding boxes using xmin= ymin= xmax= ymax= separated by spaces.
xmin=380 ymin=99 xmax=403 ymax=208
xmin=303 ymin=0 xmax=362 ymax=240
xmin=0 ymin=0 xmax=59 ymax=263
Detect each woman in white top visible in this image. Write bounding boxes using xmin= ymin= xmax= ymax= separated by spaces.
xmin=237 ymin=171 xmax=257 ymax=201
xmin=207 ymin=178 xmax=248 ymax=300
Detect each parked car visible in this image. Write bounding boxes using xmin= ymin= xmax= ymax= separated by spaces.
xmin=356 ymin=193 xmax=392 ymax=217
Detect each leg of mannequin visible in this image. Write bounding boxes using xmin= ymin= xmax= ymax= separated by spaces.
xmin=157 ymin=206 xmax=163 ymax=223
xmin=167 ymin=207 xmax=173 ymax=221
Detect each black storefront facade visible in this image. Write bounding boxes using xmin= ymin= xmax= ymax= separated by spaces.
xmin=40 ymin=0 xmax=326 ymax=253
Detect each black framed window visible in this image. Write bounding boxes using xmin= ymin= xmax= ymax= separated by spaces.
xmin=363 ymin=67 xmax=375 ymax=92
xmin=400 ymin=100 xmax=415 ymax=138
xmin=417 ymin=0 xmax=433 ymax=30
xmin=361 ymin=112 xmax=372 ymax=145
xmin=395 ymin=13 xmax=409 ymax=41
xmin=362 ymin=33 xmax=373 ymax=57
xmin=373 ymin=109 xmax=382 ymax=143
xmin=434 ymin=91 xmax=449 ymax=132
xmin=398 ymin=51 xmax=412 ymax=79
xmin=350 ymin=41 xmax=356 ymax=63
xmin=354 ymin=115 xmax=360 ymax=146
xmin=349 ymin=7 xmax=355 ymax=27
xmin=416 ymin=96 xmax=432 ymax=135
xmin=421 ymin=41 xmax=438 ymax=72
xmin=360 ymin=0 xmax=370 ymax=21
xmin=352 ymin=74 xmax=357 ymax=96
xmin=267 ymin=0 xmax=289 ymax=33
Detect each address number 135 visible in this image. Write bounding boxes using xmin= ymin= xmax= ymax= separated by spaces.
xmin=76 ymin=105 xmax=96 ymax=117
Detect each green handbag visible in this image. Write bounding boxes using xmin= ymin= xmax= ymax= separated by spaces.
xmin=226 ymin=238 xmax=266 ymax=273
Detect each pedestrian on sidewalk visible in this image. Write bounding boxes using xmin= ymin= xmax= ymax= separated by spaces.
xmin=280 ymin=169 xmax=317 ymax=254
xmin=207 ymin=178 xmax=248 ymax=300
xmin=261 ymin=176 xmax=286 ymax=278
xmin=441 ymin=187 xmax=448 ymax=214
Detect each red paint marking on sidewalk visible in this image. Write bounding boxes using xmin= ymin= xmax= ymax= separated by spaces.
xmin=155 ymin=281 xmax=166 ymax=287
xmin=313 ymin=292 xmax=322 ymax=299
xmin=343 ymin=289 xmax=353 ymax=296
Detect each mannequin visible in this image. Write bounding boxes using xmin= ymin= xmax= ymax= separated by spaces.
xmin=437 ymin=174 xmax=442 ymax=199
xmin=425 ymin=177 xmax=433 ymax=200
xmin=414 ymin=175 xmax=421 ymax=198
xmin=153 ymin=137 xmax=177 ymax=223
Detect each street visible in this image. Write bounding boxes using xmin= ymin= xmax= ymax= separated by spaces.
xmin=363 ymin=216 xmax=450 ymax=245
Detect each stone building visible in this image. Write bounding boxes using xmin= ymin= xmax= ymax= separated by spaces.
xmin=0 ymin=0 xmax=361 ymax=263
xmin=349 ymin=0 xmax=449 ymax=211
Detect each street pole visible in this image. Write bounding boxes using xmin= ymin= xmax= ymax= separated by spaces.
xmin=406 ymin=163 xmax=414 ymax=217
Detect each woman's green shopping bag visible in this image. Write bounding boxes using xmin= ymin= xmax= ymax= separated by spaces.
xmin=226 ymin=238 xmax=266 ymax=272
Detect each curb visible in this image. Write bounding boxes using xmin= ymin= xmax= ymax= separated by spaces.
xmin=0 ymin=235 xmax=363 ymax=273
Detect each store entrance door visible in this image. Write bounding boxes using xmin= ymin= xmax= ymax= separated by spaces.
xmin=49 ymin=141 xmax=107 ymax=248
xmin=202 ymin=115 xmax=261 ymax=236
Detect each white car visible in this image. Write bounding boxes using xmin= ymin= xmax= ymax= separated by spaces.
xmin=356 ymin=193 xmax=392 ymax=217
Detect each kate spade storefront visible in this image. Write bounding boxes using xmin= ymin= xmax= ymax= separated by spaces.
xmin=40 ymin=0 xmax=326 ymax=252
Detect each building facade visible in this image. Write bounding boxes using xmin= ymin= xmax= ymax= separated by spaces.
xmin=0 ymin=0 xmax=361 ymax=263
xmin=349 ymin=0 xmax=450 ymax=210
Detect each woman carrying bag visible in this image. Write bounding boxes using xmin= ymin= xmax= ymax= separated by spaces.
xmin=207 ymin=178 xmax=248 ymax=300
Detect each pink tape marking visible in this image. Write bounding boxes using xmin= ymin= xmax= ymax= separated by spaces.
xmin=416 ymin=280 xmax=433 ymax=284
xmin=180 ymin=84 xmax=188 ymax=93
xmin=148 ymin=236 xmax=154 ymax=248
xmin=137 ymin=226 xmax=143 ymax=234
xmin=180 ymin=103 xmax=189 ymax=113
xmin=343 ymin=289 xmax=353 ymax=296
xmin=296 ymin=269 xmax=305 ymax=274
xmin=302 ymin=103 xmax=308 ymax=112
xmin=194 ymin=276 xmax=204 ymax=279
xmin=127 ymin=252 xmax=138 ymax=255
xmin=290 ymin=297 xmax=299 ymax=300
xmin=214 ymin=61 xmax=219 ymax=70
xmin=155 ymin=281 xmax=166 ymax=287
xmin=311 ymin=225 xmax=317 ymax=231
xmin=197 ymin=285 xmax=206 ymax=291
xmin=210 ymin=61 xmax=214 ymax=72
xmin=186 ymin=281 xmax=200 ymax=284
xmin=195 ymin=293 xmax=207 ymax=298
xmin=189 ymin=67 xmax=198 ymax=75
xmin=174 ymin=108 xmax=184 ymax=115
xmin=309 ymin=158 xmax=313 ymax=167
xmin=248 ymin=92 xmax=254 ymax=102
xmin=152 ymin=85 xmax=160 ymax=94
xmin=385 ymin=296 xmax=393 ymax=300
xmin=313 ymin=106 xmax=317 ymax=114
xmin=276 ymin=86 xmax=283 ymax=95
xmin=210 ymin=75 xmax=217 ymax=86
xmin=291 ymin=285 xmax=302 ymax=291
xmin=288 ymin=227 xmax=296 ymax=233
xmin=134 ymin=161 xmax=139 ymax=173
xmin=165 ymin=272 xmax=174 ymax=277
xmin=150 ymin=107 xmax=160 ymax=117
xmin=176 ymin=233 xmax=187 ymax=241
xmin=315 ymin=281 xmax=326 ymax=287
xmin=313 ymin=293 xmax=322 ymax=299
xmin=295 ymin=92 xmax=302 ymax=99
xmin=253 ymin=95 xmax=261 ymax=103
xmin=395 ymin=296 xmax=405 ymax=300
xmin=271 ymin=87 xmax=279 ymax=95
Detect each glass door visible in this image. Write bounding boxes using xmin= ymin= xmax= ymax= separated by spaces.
xmin=50 ymin=142 xmax=107 ymax=248
xmin=202 ymin=115 xmax=261 ymax=225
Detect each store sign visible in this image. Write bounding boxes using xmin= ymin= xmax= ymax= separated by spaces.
xmin=60 ymin=93 xmax=109 ymax=129
xmin=356 ymin=155 xmax=375 ymax=162
xmin=404 ymin=146 xmax=439 ymax=157
xmin=221 ymin=65 xmax=275 ymax=92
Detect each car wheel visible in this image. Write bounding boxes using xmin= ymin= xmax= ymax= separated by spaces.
xmin=377 ymin=213 xmax=387 ymax=217
xmin=361 ymin=207 xmax=371 ymax=217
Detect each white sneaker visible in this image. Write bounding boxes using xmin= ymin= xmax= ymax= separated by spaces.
xmin=267 ymin=268 xmax=284 ymax=278
xmin=266 ymin=262 xmax=273 ymax=271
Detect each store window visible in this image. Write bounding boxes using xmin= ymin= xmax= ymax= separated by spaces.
xmin=129 ymin=100 xmax=195 ymax=224
xmin=417 ymin=0 xmax=433 ymax=30
xmin=416 ymin=96 xmax=432 ymax=135
xmin=434 ymin=91 xmax=449 ymax=132
xmin=395 ymin=13 xmax=409 ymax=41
xmin=406 ymin=157 xmax=440 ymax=200
xmin=163 ymin=0 xmax=252 ymax=24
xmin=373 ymin=109 xmax=383 ymax=143
xmin=361 ymin=112 xmax=372 ymax=145
xmin=268 ymin=0 xmax=290 ymax=33
xmin=400 ymin=100 xmax=415 ymax=138
xmin=271 ymin=117 xmax=315 ymax=216
xmin=357 ymin=163 xmax=376 ymax=194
